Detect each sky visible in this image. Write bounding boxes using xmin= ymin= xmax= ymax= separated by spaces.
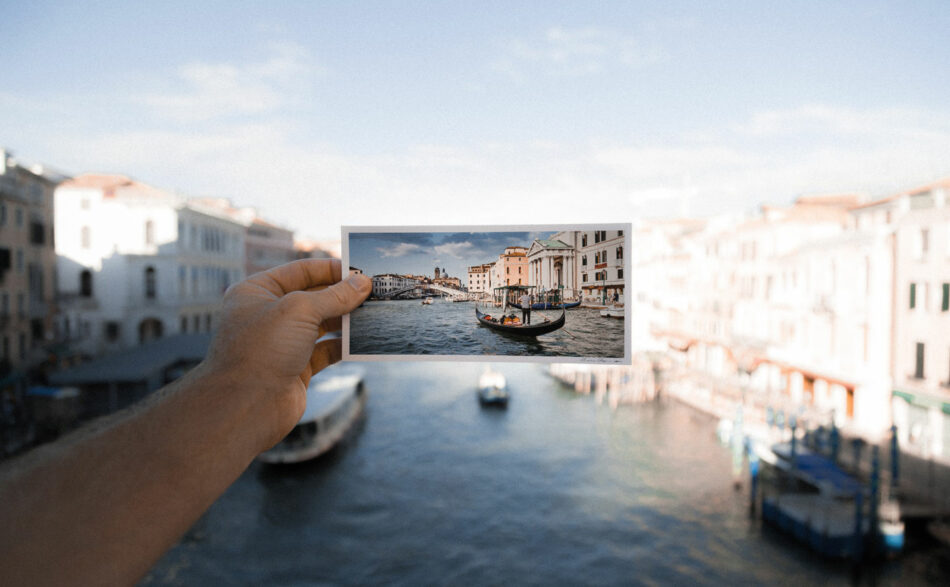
xmin=349 ymin=230 xmax=556 ymax=280
xmin=3 ymin=1 xmax=950 ymax=239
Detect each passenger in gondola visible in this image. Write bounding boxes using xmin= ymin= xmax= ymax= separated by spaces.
xmin=520 ymin=291 xmax=531 ymax=325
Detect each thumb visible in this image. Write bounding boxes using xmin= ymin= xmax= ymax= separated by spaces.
xmin=306 ymin=273 xmax=372 ymax=323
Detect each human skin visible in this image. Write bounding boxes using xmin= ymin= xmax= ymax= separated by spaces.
xmin=0 ymin=259 xmax=371 ymax=586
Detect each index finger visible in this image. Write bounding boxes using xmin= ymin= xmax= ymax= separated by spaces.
xmin=248 ymin=259 xmax=342 ymax=296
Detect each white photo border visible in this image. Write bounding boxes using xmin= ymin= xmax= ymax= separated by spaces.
xmin=342 ymin=223 xmax=631 ymax=364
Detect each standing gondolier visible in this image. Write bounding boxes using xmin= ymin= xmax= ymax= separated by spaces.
xmin=520 ymin=291 xmax=532 ymax=325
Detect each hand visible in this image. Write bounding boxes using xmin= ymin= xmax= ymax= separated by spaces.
xmin=203 ymin=259 xmax=371 ymax=450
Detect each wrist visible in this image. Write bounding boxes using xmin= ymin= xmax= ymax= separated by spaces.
xmin=187 ymin=360 xmax=305 ymax=455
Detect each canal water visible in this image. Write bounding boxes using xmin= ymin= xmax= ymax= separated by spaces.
xmin=349 ymin=299 xmax=624 ymax=358
xmin=145 ymin=362 xmax=950 ymax=586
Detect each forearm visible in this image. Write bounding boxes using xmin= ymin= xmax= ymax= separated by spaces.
xmin=0 ymin=362 xmax=283 ymax=586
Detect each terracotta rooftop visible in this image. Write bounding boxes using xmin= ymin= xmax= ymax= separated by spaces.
xmin=850 ymin=177 xmax=950 ymax=211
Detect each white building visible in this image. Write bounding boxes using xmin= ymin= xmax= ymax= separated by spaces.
xmin=190 ymin=198 xmax=297 ymax=277
xmin=371 ymin=273 xmax=420 ymax=298
xmin=888 ymin=180 xmax=950 ymax=459
xmin=55 ymin=174 xmax=246 ymax=356
xmin=467 ymin=263 xmax=493 ymax=294
xmin=576 ymin=229 xmax=625 ymax=304
xmin=526 ymin=233 xmax=577 ymax=297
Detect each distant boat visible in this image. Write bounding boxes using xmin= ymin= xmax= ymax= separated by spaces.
xmin=257 ymin=365 xmax=366 ymax=464
xmin=477 ymin=367 xmax=508 ymax=407
xmin=600 ymin=304 xmax=624 ymax=318
xmin=422 ymin=297 xmax=433 ymax=305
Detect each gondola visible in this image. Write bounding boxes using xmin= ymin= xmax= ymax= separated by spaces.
xmin=475 ymin=307 xmax=565 ymax=337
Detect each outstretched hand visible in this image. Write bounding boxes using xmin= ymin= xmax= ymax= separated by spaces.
xmin=204 ymin=258 xmax=371 ymax=449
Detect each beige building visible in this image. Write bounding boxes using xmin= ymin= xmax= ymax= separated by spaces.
xmin=493 ymin=246 xmax=528 ymax=288
xmin=0 ymin=149 xmax=59 ymax=376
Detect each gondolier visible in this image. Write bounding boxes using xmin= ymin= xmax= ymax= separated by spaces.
xmin=520 ymin=292 xmax=531 ymax=324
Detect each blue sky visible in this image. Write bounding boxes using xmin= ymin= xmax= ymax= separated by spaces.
xmin=349 ymin=230 xmax=556 ymax=279
xmin=3 ymin=2 xmax=950 ymax=238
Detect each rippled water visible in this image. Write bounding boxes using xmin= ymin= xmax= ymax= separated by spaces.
xmin=146 ymin=363 xmax=950 ymax=586
xmin=349 ymin=300 xmax=624 ymax=358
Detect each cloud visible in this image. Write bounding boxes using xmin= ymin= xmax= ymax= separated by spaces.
xmin=136 ymin=42 xmax=321 ymax=122
xmin=493 ymin=26 xmax=663 ymax=79
xmin=377 ymin=243 xmax=422 ymax=258
xmin=433 ymin=241 xmax=475 ymax=258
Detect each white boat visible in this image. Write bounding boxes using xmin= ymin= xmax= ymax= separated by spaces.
xmin=600 ymin=303 xmax=624 ymax=318
xmin=477 ymin=366 xmax=509 ymax=407
xmin=257 ymin=365 xmax=366 ymax=464
xmin=422 ymin=297 xmax=433 ymax=305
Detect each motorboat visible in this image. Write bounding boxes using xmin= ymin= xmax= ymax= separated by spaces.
xmin=257 ymin=364 xmax=366 ymax=464
xmin=422 ymin=297 xmax=433 ymax=305
xmin=477 ymin=367 xmax=509 ymax=407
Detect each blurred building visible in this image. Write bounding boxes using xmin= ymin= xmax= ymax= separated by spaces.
xmin=295 ymin=238 xmax=337 ymax=260
xmin=0 ymin=149 xmax=59 ymax=375
xmin=190 ymin=198 xmax=296 ymax=277
xmin=887 ymin=180 xmax=950 ymax=458
xmin=54 ymin=174 xmax=246 ymax=357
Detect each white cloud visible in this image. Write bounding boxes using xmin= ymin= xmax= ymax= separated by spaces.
xmin=377 ymin=243 xmax=422 ymax=258
xmin=433 ymin=242 xmax=474 ymax=258
xmin=20 ymin=100 xmax=950 ymax=238
xmin=493 ymin=26 xmax=663 ymax=79
xmin=136 ymin=42 xmax=321 ymax=122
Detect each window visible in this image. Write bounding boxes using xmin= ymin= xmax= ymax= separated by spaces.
xmin=581 ymin=255 xmax=587 ymax=266
xmin=145 ymin=266 xmax=156 ymax=299
xmin=0 ymin=203 xmax=5 ymax=225
xmin=582 ymin=273 xmax=588 ymax=283
xmin=30 ymin=221 xmax=44 ymax=245
xmin=81 ymin=226 xmax=91 ymax=249
xmin=193 ymin=315 xmax=200 ymax=332
xmin=80 ymin=270 xmax=93 ymax=297
xmin=914 ymin=342 xmax=925 ymax=379
xmin=617 ymin=246 xmax=623 ymax=260
xmin=15 ymin=208 xmax=23 ymax=227
xmin=145 ymin=220 xmax=155 ymax=246
xmin=618 ymin=230 xmax=623 ymax=237
xmin=618 ymin=268 xmax=623 ymax=280
xmin=910 ymin=283 xmax=916 ymax=309
xmin=15 ymin=249 xmax=23 ymax=272
xmin=181 ymin=316 xmax=188 ymax=333
xmin=944 ymin=283 xmax=950 ymax=312
xmin=600 ymin=230 xmax=607 ymax=241
xmin=595 ymin=232 xmax=601 ymax=244
xmin=105 ymin=322 xmax=120 ymax=342
xmin=582 ymin=234 xmax=587 ymax=247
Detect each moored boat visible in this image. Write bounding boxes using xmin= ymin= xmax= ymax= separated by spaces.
xmin=257 ymin=365 xmax=366 ymax=464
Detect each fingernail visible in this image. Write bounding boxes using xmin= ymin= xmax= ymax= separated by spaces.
xmin=347 ymin=274 xmax=370 ymax=291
